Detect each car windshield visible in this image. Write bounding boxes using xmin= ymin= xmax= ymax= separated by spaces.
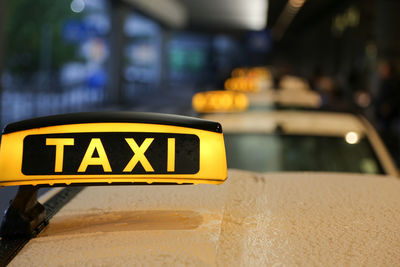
xmin=224 ymin=133 xmax=384 ymax=174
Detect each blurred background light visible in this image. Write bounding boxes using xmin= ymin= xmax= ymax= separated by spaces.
xmin=71 ymin=0 xmax=85 ymax=13
xmin=345 ymin=132 xmax=359 ymax=144
xmin=289 ymin=0 xmax=305 ymax=8
xmin=271 ymin=0 xmax=306 ymax=40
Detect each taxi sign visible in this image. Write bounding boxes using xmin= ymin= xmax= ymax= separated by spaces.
xmin=0 ymin=112 xmax=227 ymax=186
xmin=227 ymin=67 xmax=271 ymax=92
xmin=192 ymin=90 xmax=248 ymax=113
xmin=224 ymin=77 xmax=260 ymax=92
xmin=231 ymin=66 xmax=271 ymax=79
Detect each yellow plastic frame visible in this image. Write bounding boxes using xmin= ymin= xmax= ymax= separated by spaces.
xmin=0 ymin=123 xmax=227 ymax=186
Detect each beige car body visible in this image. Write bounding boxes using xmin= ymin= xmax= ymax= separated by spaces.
xmin=246 ymin=88 xmax=321 ymax=109
xmin=9 ymin=170 xmax=400 ymax=266
xmin=202 ymin=111 xmax=398 ymax=176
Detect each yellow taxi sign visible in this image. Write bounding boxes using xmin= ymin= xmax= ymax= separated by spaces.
xmin=231 ymin=67 xmax=248 ymax=77
xmin=231 ymin=66 xmax=271 ymax=79
xmin=228 ymin=67 xmax=272 ymax=92
xmin=0 ymin=112 xmax=227 ymax=186
xmin=192 ymin=90 xmax=249 ymax=113
xmin=224 ymin=77 xmax=260 ymax=92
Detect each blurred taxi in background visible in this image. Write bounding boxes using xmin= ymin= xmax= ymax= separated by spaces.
xmin=246 ymin=86 xmax=321 ymax=110
xmin=194 ymin=90 xmax=397 ymax=176
xmin=225 ymin=70 xmax=321 ymax=110
xmin=203 ymin=111 xmax=397 ymax=175
xmin=225 ymin=66 xmax=273 ymax=93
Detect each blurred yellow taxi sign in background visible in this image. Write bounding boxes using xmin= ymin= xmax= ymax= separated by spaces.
xmin=224 ymin=77 xmax=260 ymax=92
xmin=0 ymin=112 xmax=227 ymax=187
xmin=192 ymin=90 xmax=249 ymax=113
xmin=231 ymin=67 xmax=271 ymax=79
xmin=227 ymin=66 xmax=271 ymax=92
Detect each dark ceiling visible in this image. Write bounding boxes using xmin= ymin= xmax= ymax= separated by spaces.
xmin=267 ymin=0 xmax=353 ymax=40
xmin=178 ymin=0 xmax=356 ymax=40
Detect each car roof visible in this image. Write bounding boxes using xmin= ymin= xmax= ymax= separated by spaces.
xmin=10 ymin=170 xmax=400 ymax=266
xmin=202 ymin=110 xmax=365 ymax=136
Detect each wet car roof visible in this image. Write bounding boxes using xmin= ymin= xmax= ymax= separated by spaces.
xmin=10 ymin=170 xmax=400 ymax=266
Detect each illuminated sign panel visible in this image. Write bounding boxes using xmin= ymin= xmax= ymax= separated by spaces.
xmin=227 ymin=67 xmax=271 ymax=92
xmin=22 ymin=133 xmax=199 ymax=175
xmin=0 ymin=112 xmax=227 ymax=186
xmin=192 ymin=90 xmax=248 ymax=113
xmin=224 ymin=77 xmax=259 ymax=92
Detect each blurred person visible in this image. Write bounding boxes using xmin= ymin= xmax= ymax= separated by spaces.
xmin=309 ymin=66 xmax=323 ymax=92
xmin=346 ymin=69 xmax=373 ymax=117
xmin=375 ymin=61 xmax=400 ymax=130
xmin=353 ymin=89 xmax=372 ymax=112
xmin=374 ymin=60 xmax=400 ymax=164
xmin=315 ymin=75 xmax=352 ymax=112
xmin=272 ymin=62 xmax=292 ymax=89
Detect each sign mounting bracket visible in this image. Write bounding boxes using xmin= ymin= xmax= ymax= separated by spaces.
xmin=0 ymin=185 xmax=47 ymax=238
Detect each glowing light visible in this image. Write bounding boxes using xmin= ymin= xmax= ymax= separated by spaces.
xmin=289 ymin=0 xmax=306 ymax=8
xmin=71 ymin=0 xmax=85 ymax=13
xmin=271 ymin=0 xmax=306 ymax=40
xmin=232 ymin=68 xmax=247 ymax=77
xmin=345 ymin=132 xmax=359 ymax=144
xmin=192 ymin=91 xmax=248 ymax=113
xmin=332 ymin=6 xmax=360 ymax=36
xmin=235 ymin=94 xmax=248 ymax=110
xmin=224 ymin=77 xmax=260 ymax=92
xmin=0 ymin=120 xmax=227 ymax=186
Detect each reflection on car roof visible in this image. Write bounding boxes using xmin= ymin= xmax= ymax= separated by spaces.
xmin=10 ymin=170 xmax=400 ymax=266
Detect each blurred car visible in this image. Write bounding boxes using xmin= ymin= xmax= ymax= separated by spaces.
xmin=202 ymin=110 xmax=398 ymax=176
xmin=223 ymin=72 xmax=321 ymax=110
xmin=6 ymin=170 xmax=400 ymax=266
xmin=246 ymin=75 xmax=321 ymax=110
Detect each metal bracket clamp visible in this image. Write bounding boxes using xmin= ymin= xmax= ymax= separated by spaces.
xmin=0 ymin=185 xmax=47 ymax=238
xmin=0 ymin=186 xmax=84 ymax=266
